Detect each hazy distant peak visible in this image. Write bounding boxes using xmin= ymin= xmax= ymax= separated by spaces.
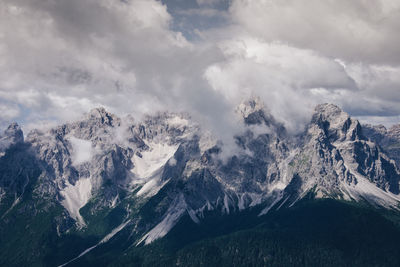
xmin=2 ymin=122 xmax=24 ymax=144
xmin=236 ymin=97 xmax=265 ymax=119
xmin=86 ymin=107 xmax=120 ymax=127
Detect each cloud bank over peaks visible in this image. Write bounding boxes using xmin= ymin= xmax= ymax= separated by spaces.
xmin=0 ymin=0 xmax=400 ymax=145
xmin=204 ymin=38 xmax=357 ymax=133
xmin=0 ymin=0 xmax=191 ymax=129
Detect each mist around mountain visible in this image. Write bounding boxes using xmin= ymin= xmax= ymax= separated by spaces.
xmin=1 ymin=100 xmax=400 ymax=266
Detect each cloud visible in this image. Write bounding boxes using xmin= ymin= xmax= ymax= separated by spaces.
xmin=0 ymin=0 xmax=187 ymax=125
xmin=210 ymin=0 xmax=400 ymax=127
xmin=68 ymin=136 xmax=94 ymax=166
xmin=357 ymin=115 xmax=400 ymax=128
xmin=0 ymin=102 xmax=20 ymax=125
xmin=204 ymin=38 xmax=358 ymax=132
xmin=230 ymin=0 xmax=400 ymax=65
xmin=0 ymin=0 xmax=244 ymax=152
xmin=0 ymin=0 xmax=400 ymax=150
xmin=0 ymin=1 xmax=189 ymax=123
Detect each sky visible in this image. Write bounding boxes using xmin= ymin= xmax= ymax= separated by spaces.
xmin=1 ymin=0 xmax=400 ymax=139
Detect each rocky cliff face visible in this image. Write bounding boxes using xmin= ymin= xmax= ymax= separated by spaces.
xmin=1 ymin=101 xmax=400 ymax=261
xmin=363 ymin=123 xmax=400 ymax=168
xmin=287 ymin=104 xmax=400 ymax=209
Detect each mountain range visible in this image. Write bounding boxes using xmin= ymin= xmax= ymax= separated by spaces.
xmin=1 ymin=99 xmax=400 ymax=266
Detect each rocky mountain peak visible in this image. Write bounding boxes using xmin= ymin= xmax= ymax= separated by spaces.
xmin=236 ymin=97 xmax=264 ymax=118
xmin=235 ymin=98 xmax=286 ymax=138
xmin=311 ymin=103 xmax=363 ymax=142
xmin=86 ymin=107 xmax=120 ymax=127
xmin=4 ymin=122 xmax=24 ymax=143
xmin=312 ymin=103 xmax=349 ymax=128
xmin=313 ymin=103 xmax=342 ymax=116
xmin=0 ymin=122 xmax=24 ymax=153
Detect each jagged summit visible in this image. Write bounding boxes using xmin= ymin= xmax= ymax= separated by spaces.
xmin=3 ymin=122 xmax=24 ymax=143
xmin=236 ymin=97 xmax=265 ymax=119
xmin=312 ymin=103 xmax=348 ymax=132
xmin=313 ymin=103 xmax=342 ymax=116
xmin=235 ymin=98 xmax=287 ymax=138
xmin=286 ymin=103 xmax=400 ymax=204
xmin=0 ymin=122 xmax=24 ymax=153
xmin=311 ymin=103 xmax=363 ymax=142
xmin=85 ymin=107 xmax=120 ymax=127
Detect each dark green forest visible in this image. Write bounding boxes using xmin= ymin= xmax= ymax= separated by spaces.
xmin=66 ymin=199 xmax=400 ymax=267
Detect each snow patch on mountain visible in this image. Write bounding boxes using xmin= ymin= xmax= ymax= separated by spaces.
xmin=342 ymin=162 xmax=400 ymax=209
xmin=138 ymin=194 xmax=187 ymax=245
xmin=259 ymin=193 xmax=284 ymax=216
xmin=60 ymin=177 xmax=92 ymax=226
xmin=223 ymin=194 xmax=230 ymax=213
xmin=131 ymin=142 xmax=178 ymax=179
xmin=59 ymin=219 xmax=131 ymax=267
xmin=168 ymin=156 xmax=177 ymax=166
xmin=136 ymin=171 xmax=170 ymax=198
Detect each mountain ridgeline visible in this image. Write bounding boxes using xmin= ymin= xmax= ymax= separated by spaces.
xmin=1 ymin=100 xmax=400 ymax=266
